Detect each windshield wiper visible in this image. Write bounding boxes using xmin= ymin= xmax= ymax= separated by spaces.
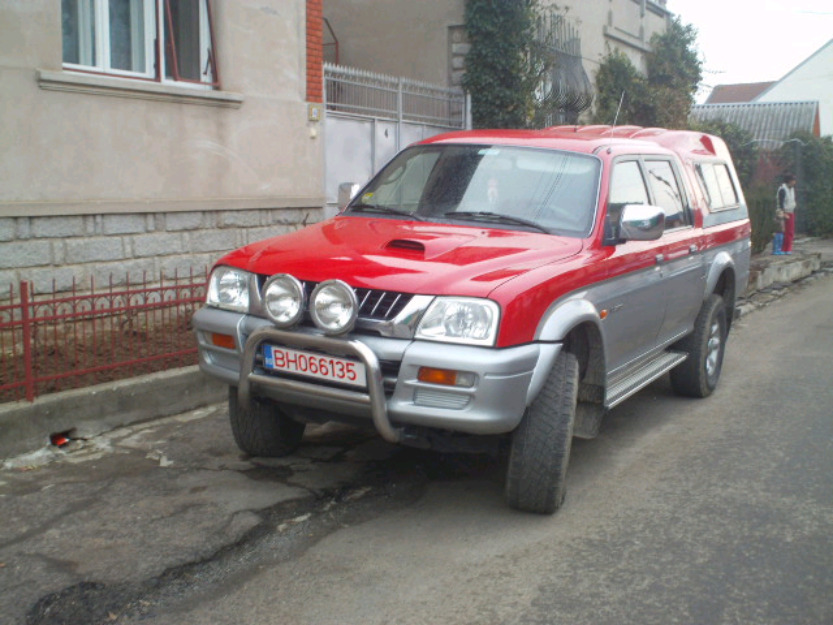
xmin=349 ymin=203 xmax=425 ymax=221
xmin=444 ymin=211 xmax=549 ymax=233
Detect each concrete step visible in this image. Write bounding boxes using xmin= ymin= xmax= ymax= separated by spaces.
xmin=746 ymin=250 xmax=821 ymax=294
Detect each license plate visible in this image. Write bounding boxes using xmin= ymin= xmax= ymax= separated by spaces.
xmin=262 ymin=345 xmax=367 ymax=388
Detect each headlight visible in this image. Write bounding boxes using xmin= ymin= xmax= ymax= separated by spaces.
xmin=206 ymin=266 xmax=251 ymax=312
xmin=262 ymin=274 xmax=305 ymax=327
xmin=309 ymin=280 xmax=358 ymax=335
xmin=415 ymin=297 xmax=499 ymax=346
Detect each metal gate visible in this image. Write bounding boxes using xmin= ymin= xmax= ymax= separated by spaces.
xmin=324 ymin=63 xmax=469 ymax=209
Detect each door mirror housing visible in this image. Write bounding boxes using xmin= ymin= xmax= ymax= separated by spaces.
xmin=619 ymin=204 xmax=665 ymax=241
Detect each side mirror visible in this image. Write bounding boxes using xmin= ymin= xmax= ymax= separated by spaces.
xmin=619 ymin=204 xmax=665 ymax=241
xmin=338 ymin=182 xmax=361 ymax=212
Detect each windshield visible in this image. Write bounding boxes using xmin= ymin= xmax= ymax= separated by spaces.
xmin=347 ymin=144 xmax=601 ymax=237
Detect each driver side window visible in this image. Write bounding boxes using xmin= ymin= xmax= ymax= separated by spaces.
xmin=607 ymin=160 xmax=650 ymax=240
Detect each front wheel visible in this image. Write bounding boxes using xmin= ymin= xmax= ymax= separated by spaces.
xmin=505 ymin=351 xmax=579 ymax=514
xmin=228 ymin=388 xmax=306 ymax=457
xmin=670 ymin=294 xmax=727 ymax=398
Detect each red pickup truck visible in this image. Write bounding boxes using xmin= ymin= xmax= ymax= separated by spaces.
xmin=193 ymin=125 xmax=751 ymax=514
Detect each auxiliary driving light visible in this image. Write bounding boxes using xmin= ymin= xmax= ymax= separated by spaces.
xmin=309 ymin=280 xmax=358 ymax=335
xmin=262 ymin=274 xmax=306 ymax=327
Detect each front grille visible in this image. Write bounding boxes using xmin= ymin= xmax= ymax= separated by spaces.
xmin=304 ymin=282 xmax=411 ymax=321
xmin=354 ymin=288 xmax=410 ymax=320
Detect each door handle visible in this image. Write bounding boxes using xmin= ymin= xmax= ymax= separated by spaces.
xmin=665 ymin=248 xmax=692 ymax=261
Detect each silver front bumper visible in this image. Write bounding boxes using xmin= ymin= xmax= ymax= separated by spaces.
xmin=194 ymin=307 xmax=557 ymax=441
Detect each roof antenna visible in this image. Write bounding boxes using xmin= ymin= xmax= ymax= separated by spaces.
xmin=610 ymin=91 xmax=625 ymax=131
xmin=600 ymin=91 xmax=626 ymax=150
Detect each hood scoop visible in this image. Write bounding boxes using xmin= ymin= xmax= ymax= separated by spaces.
xmin=385 ymin=238 xmax=426 ymax=254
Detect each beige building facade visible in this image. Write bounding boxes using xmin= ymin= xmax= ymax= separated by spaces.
xmin=323 ymin=0 xmax=670 ymax=108
xmin=1 ymin=0 xmax=326 ymax=292
xmin=323 ymin=0 xmax=465 ymax=86
xmin=559 ymin=0 xmax=670 ymax=76
xmin=1 ymin=0 xmax=673 ymax=293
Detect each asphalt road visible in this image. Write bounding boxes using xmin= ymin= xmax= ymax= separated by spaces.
xmin=2 ymin=272 xmax=832 ymax=625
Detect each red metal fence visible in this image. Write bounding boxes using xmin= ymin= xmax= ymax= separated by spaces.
xmin=0 ymin=271 xmax=207 ymax=403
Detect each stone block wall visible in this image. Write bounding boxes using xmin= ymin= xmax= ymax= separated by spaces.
xmin=0 ymin=207 xmax=324 ymax=295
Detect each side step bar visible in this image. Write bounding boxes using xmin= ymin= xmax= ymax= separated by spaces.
xmin=605 ymin=351 xmax=688 ymax=409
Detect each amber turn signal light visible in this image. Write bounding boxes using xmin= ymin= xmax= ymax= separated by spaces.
xmin=211 ymin=333 xmax=235 ymax=349
xmin=417 ymin=367 xmax=475 ymax=387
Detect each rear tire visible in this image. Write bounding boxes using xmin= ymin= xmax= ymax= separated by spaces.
xmin=505 ymin=351 xmax=579 ymax=514
xmin=670 ymin=294 xmax=727 ymax=398
xmin=228 ymin=388 xmax=306 ymax=457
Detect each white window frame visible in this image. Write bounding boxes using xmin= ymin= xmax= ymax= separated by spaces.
xmin=61 ymin=0 xmax=218 ymax=88
xmin=63 ymin=0 xmax=156 ymax=79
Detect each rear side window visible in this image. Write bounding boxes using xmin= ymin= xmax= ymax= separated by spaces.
xmin=696 ymin=162 xmax=740 ymax=211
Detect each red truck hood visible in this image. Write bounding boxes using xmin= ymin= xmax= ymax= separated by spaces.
xmin=219 ymin=216 xmax=583 ymax=298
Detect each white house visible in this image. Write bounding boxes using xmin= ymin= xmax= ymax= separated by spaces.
xmin=706 ymin=39 xmax=833 ymax=137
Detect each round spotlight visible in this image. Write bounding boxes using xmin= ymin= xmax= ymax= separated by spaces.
xmin=310 ymin=280 xmax=358 ymax=335
xmin=262 ymin=274 xmax=305 ymax=327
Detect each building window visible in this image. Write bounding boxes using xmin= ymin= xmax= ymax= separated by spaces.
xmin=61 ymin=0 xmax=218 ymax=87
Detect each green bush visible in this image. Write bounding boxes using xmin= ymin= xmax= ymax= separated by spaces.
xmin=593 ymin=17 xmax=701 ymax=129
xmin=463 ymin=0 xmax=545 ymax=129
xmin=745 ymin=183 xmax=776 ymax=254
xmin=591 ymin=51 xmax=651 ymax=126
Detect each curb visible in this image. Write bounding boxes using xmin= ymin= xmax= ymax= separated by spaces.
xmin=0 ymin=366 xmax=225 ymax=460
xmin=737 ymin=239 xmax=831 ymax=318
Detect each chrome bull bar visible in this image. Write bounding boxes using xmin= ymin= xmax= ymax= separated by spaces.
xmin=238 ymin=327 xmax=402 ymax=443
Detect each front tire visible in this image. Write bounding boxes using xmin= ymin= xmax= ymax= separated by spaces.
xmin=228 ymin=388 xmax=306 ymax=457
xmin=670 ymin=294 xmax=727 ymax=398
xmin=505 ymin=351 xmax=579 ymax=514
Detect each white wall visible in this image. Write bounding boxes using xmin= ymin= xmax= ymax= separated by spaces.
xmin=756 ymin=40 xmax=833 ymax=137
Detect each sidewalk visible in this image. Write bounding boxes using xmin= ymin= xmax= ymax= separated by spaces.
xmin=1 ymin=237 xmax=832 ymax=461
xmin=738 ymin=237 xmax=833 ymax=315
